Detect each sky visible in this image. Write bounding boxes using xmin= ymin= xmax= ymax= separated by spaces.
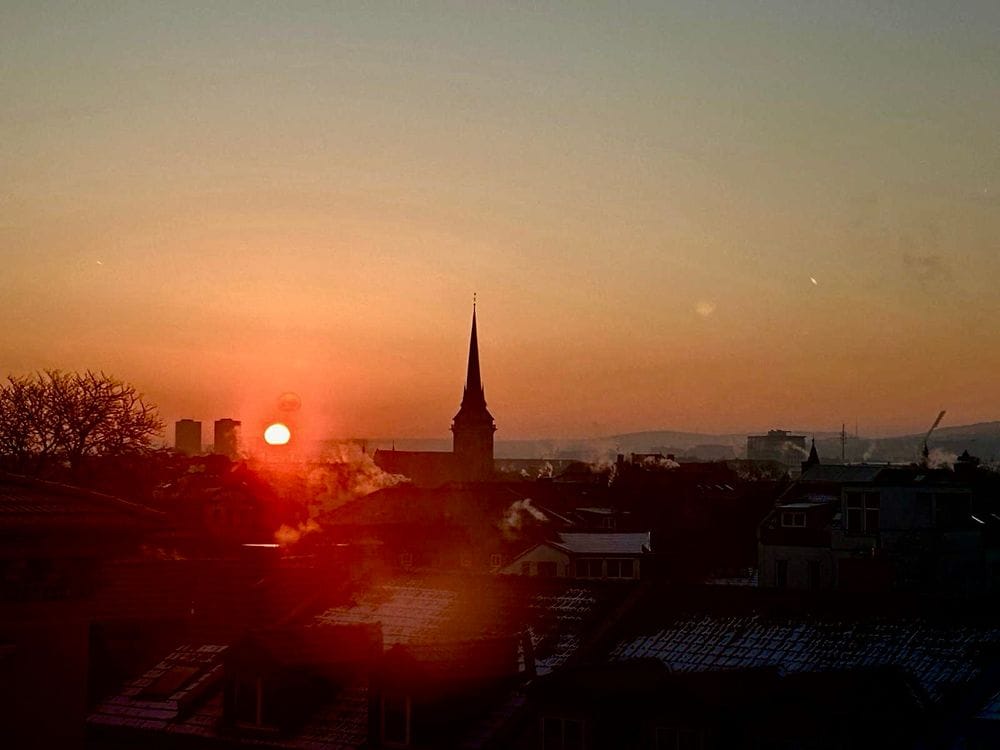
xmin=2 ymin=1 xmax=999 ymax=443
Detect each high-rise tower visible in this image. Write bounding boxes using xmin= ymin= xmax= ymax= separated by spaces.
xmin=174 ymin=419 xmax=202 ymax=455
xmin=451 ymin=304 xmax=496 ymax=480
xmin=213 ymin=418 xmax=241 ymax=460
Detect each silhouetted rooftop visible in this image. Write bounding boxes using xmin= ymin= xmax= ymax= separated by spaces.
xmin=555 ymin=532 xmax=651 ymax=556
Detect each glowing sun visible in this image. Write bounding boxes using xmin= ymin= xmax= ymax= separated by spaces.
xmin=263 ymin=422 xmax=291 ymax=445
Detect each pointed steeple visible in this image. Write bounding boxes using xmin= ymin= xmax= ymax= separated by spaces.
xmin=802 ymin=438 xmax=820 ymax=472
xmin=461 ymin=302 xmax=485 ymax=409
xmin=452 ymin=300 xmax=496 ymax=480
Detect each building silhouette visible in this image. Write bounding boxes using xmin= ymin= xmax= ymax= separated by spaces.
xmin=747 ymin=429 xmax=807 ymax=468
xmin=213 ymin=419 xmax=241 ymax=459
xmin=451 ymin=304 xmax=496 ymax=481
xmin=376 ymin=305 xmax=496 ymax=485
xmin=174 ymin=419 xmax=202 ymax=456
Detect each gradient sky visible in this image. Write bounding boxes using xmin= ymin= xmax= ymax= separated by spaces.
xmin=2 ymin=2 xmax=999 ymax=442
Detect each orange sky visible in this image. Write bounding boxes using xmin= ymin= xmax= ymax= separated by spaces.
xmin=2 ymin=3 xmax=999 ymax=441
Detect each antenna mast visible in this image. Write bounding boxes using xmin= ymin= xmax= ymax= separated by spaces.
xmin=921 ymin=410 xmax=947 ymax=464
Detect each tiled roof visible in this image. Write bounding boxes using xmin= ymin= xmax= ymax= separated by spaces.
xmin=90 ymin=558 xmax=325 ymax=642
xmin=89 ymin=575 xmax=625 ymax=748
xmin=89 ymin=644 xmax=228 ymax=732
xmin=89 ymin=641 xmax=369 ymax=749
xmin=610 ymin=613 xmax=1000 ymax=701
xmin=556 ymin=532 xmax=651 ymax=555
xmin=313 ymin=578 xmax=613 ymax=676
xmin=976 ymin=690 xmax=1000 ymax=721
xmin=798 ymin=465 xmax=886 ymax=483
xmin=0 ymin=473 xmax=164 ymax=524
xmin=529 ymin=588 xmax=599 ymax=674
xmin=313 ymin=585 xmax=458 ymax=645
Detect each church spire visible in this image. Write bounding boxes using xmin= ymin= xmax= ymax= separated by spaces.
xmin=461 ymin=300 xmax=485 ymax=409
xmin=802 ymin=437 xmax=820 ymax=472
xmin=452 ymin=300 xmax=496 ymax=480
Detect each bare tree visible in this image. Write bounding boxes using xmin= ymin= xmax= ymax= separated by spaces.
xmin=0 ymin=374 xmax=60 ymax=473
xmin=0 ymin=370 xmax=164 ymax=474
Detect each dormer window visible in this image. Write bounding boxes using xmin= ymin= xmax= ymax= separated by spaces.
xmin=781 ymin=511 xmax=806 ymax=528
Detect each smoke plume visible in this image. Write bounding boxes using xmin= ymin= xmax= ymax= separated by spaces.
xmin=269 ymin=442 xmax=406 ymax=545
xmin=500 ymin=498 xmax=547 ymax=540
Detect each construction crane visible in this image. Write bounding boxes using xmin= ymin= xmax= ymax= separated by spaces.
xmin=921 ymin=410 xmax=946 ymax=464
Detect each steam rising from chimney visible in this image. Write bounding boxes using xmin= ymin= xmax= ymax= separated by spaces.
xmin=272 ymin=441 xmax=406 ymax=545
xmin=500 ymin=498 xmax=547 ymax=540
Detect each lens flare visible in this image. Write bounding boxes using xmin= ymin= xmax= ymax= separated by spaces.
xmin=263 ymin=422 xmax=291 ymax=445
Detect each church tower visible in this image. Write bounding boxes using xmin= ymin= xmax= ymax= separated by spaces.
xmin=451 ymin=303 xmax=496 ymax=481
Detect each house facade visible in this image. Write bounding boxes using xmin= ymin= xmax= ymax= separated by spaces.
xmin=502 ymin=532 xmax=651 ymax=581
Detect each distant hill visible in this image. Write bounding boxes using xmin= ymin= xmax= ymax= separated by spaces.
xmin=824 ymin=421 xmax=1000 ymax=464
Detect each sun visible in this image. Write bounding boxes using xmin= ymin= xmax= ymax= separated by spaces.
xmin=263 ymin=422 xmax=291 ymax=446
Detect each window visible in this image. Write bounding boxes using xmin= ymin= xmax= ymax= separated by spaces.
xmin=490 ymin=553 xmax=503 ymax=568
xmin=606 ymin=559 xmax=634 ymax=578
xmin=775 ymin=560 xmax=788 ymax=588
xmin=808 ymin=560 xmax=821 ymax=590
xmin=780 ymin=511 xmax=806 ymax=528
xmin=655 ymin=726 xmax=703 ymax=750
xmin=845 ymin=491 xmax=879 ymax=533
xmin=536 ymin=561 xmax=557 ymax=578
xmin=399 ymin=552 xmax=413 ymax=570
xmin=521 ymin=561 xmax=531 ymax=576
xmin=576 ymin=558 xmax=602 ymax=578
xmin=542 ymin=716 xmax=583 ymax=750
xmin=381 ymin=692 xmax=411 ymax=747
xmin=233 ymin=676 xmax=275 ymax=729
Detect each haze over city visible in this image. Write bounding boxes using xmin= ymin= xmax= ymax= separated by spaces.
xmin=3 ymin=2 xmax=999 ymax=440
xmin=10 ymin=5 xmax=1000 ymax=750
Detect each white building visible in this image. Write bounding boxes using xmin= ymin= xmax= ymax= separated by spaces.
xmin=501 ymin=532 xmax=651 ymax=581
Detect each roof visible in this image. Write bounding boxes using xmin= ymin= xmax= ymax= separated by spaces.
xmin=798 ymin=464 xmax=887 ymax=483
xmin=556 ymin=532 xmax=651 ymax=556
xmin=371 ymin=449 xmax=457 ymax=487
xmin=88 ymin=644 xmax=228 ymax=732
xmin=609 ymin=612 xmax=1000 ymax=702
xmin=0 ymin=473 xmax=164 ymax=526
xmin=89 ymin=574 xmax=628 ymax=747
xmin=89 ymin=642 xmax=369 ymax=749
xmin=90 ymin=556 xmax=333 ymax=642
xmin=311 ymin=576 xmax=622 ymax=675
xmin=977 ymin=690 xmax=1000 ymax=721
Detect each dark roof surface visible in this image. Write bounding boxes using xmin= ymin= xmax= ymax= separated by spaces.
xmin=311 ymin=576 xmax=616 ymax=675
xmin=556 ymin=532 xmax=651 ymax=555
xmin=610 ymin=611 xmax=1000 ymax=701
xmin=798 ymin=464 xmax=887 ymax=483
xmin=0 ymin=473 xmax=164 ymax=526
xmin=89 ymin=642 xmax=368 ymax=749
